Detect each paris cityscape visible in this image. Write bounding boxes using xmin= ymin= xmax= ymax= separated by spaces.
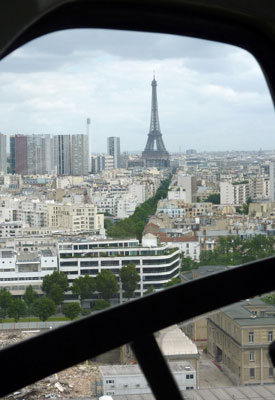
xmin=1 ymin=29 xmax=275 ymax=400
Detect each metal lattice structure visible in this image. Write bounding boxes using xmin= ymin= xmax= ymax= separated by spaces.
xmin=142 ymin=76 xmax=170 ymax=168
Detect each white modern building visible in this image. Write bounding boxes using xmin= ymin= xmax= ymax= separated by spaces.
xmin=100 ymin=362 xmax=196 ymax=397
xmin=220 ymin=181 xmax=250 ymax=205
xmin=58 ymin=238 xmax=180 ymax=296
xmin=0 ymin=249 xmax=57 ymax=295
xmin=177 ymin=174 xmax=197 ymax=203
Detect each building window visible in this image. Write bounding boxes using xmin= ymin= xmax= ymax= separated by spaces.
xmin=106 ymin=380 xmax=114 ymax=384
xmin=268 ymin=331 xmax=273 ymax=342
xmin=249 ymin=368 xmax=255 ymax=378
xmin=269 ymin=367 xmax=274 ymax=377
xmin=249 ymin=351 xmax=255 ymax=361
xmin=249 ymin=331 xmax=254 ymax=343
xmin=186 ymin=374 xmax=194 ymax=379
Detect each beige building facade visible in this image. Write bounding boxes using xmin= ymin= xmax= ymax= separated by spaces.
xmin=48 ymin=203 xmax=104 ymax=233
xmin=207 ymin=299 xmax=275 ymax=385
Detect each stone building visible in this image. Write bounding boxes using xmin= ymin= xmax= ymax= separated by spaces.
xmin=207 ymin=298 xmax=275 ymax=385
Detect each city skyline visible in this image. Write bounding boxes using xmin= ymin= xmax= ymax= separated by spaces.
xmin=0 ymin=29 xmax=275 ymax=153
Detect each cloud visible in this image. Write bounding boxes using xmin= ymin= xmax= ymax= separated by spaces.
xmin=0 ymin=29 xmax=274 ymax=152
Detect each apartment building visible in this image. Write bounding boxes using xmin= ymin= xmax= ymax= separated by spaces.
xmin=91 ymin=154 xmax=114 ymax=174
xmin=0 ymin=249 xmax=57 ymax=295
xmin=177 ymin=174 xmax=197 ymax=203
xmin=58 ymin=237 xmax=180 ymax=296
xmin=220 ymin=181 xmax=250 ymax=205
xmin=71 ymin=134 xmax=88 ymax=176
xmin=0 ymin=221 xmax=23 ymax=237
xmin=207 ymin=299 xmax=275 ymax=385
xmin=48 ymin=203 xmax=104 ymax=233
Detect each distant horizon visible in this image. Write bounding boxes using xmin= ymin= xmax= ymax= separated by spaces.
xmin=1 ymin=29 xmax=275 ymax=152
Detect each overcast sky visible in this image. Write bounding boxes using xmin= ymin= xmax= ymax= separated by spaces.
xmin=0 ymin=28 xmax=274 ymax=153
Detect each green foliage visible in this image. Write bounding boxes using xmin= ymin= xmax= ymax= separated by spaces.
xmin=242 ymin=197 xmax=252 ymax=215
xmin=0 ymin=307 xmax=7 ymax=321
xmin=144 ymin=286 xmax=155 ymax=295
xmin=62 ymin=302 xmax=81 ymax=320
xmin=93 ymin=299 xmax=111 ymax=311
xmin=104 ymin=218 xmax=114 ymax=230
xmin=0 ymin=288 xmax=13 ymax=310
xmin=262 ymin=294 xmax=275 ymax=305
xmin=164 ymin=277 xmax=181 ymax=288
xmin=33 ymin=297 xmax=56 ymax=321
xmin=181 ymin=254 xmax=199 ymax=272
xmin=49 ymin=283 xmax=64 ymax=305
xmin=8 ymin=299 xmax=27 ymax=322
xmin=120 ymin=263 xmax=140 ymax=298
xmin=204 ymin=193 xmax=220 ymax=204
xmin=72 ymin=275 xmax=96 ymax=301
xmin=42 ymin=271 xmax=69 ymax=295
xmin=81 ymin=308 xmax=92 ymax=316
xmin=96 ymin=269 xmax=119 ymax=300
xmin=107 ymin=176 xmax=172 ymax=240
xmin=24 ymin=285 xmax=37 ymax=307
xmin=199 ymin=235 xmax=275 ymax=266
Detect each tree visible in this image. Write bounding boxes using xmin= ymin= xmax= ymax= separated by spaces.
xmin=24 ymin=285 xmax=37 ymax=308
xmin=242 ymin=197 xmax=252 ymax=215
xmin=49 ymin=283 xmax=64 ymax=305
xmin=204 ymin=193 xmax=220 ymax=204
xmin=62 ymin=303 xmax=81 ymax=320
xmin=33 ymin=297 xmax=56 ymax=321
xmin=72 ymin=275 xmax=96 ymax=301
xmin=164 ymin=277 xmax=181 ymax=288
xmin=262 ymin=294 xmax=275 ymax=305
xmin=42 ymin=271 xmax=69 ymax=295
xmin=0 ymin=307 xmax=7 ymax=322
xmin=120 ymin=263 xmax=140 ymax=299
xmin=199 ymin=235 xmax=275 ymax=267
xmin=93 ymin=299 xmax=111 ymax=311
xmin=181 ymin=253 xmax=198 ymax=272
xmin=144 ymin=286 xmax=155 ymax=295
xmin=0 ymin=288 xmax=13 ymax=311
xmin=106 ymin=176 xmax=172 ymax=240
xmin=8 ymin=299 xmax=27 ymax=322
xmin=96 ymin=270 xmax=118 ymax=300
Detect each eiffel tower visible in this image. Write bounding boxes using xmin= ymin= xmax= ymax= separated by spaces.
xmin=142 ymin=76 xmax=170 ymax=168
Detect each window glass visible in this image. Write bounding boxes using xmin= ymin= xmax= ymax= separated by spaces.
xmin=1 ymin=27 xmax=275 ymax=398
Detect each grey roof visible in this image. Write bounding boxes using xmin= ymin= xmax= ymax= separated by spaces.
xmin=17 ymin=252 xmax=39 ymax=262
xmin=221 ymin=300 xmax=275 ymax=326
xmin=41 ymin=249 xmax=54 ymax=257
xmin=112 ymin=385 xmax=275 ymax=400
xmin=100 ymin=362 xmax=194 ymax=377
xmin=183 ymin=265 xmax=232 ymax=282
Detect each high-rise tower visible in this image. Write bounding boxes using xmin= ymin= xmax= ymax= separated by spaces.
xmin=142 ymin=76 xmax=170 ymax=168
xmin=107 ymin=137 xmax=120 ymax=168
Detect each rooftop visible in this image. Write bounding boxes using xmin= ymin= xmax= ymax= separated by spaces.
xmin=158 ymin=326 xmax=198 ymax=356
xmin=100 ymin=361 xmax=195 ymax=377
xmin=222 ymin=299 xmax=275 ymax=326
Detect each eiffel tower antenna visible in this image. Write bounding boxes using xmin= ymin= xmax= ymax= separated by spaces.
xmin=142 ymin=76 xmax=170 ymax=168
